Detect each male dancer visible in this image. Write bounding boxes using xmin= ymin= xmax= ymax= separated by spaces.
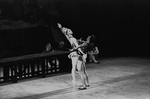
xmin=57 ymin=23 xmax=89 ymax=90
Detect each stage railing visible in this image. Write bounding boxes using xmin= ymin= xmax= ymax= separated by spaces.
xmin=0 ymin=51 xmax=71 ymax=83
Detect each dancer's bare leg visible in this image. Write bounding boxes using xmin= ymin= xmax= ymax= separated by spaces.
xmin=83 ymin=63 xmax=89 ymax=86
xmin=82 ymin=54 xmax=89 ymax=86
xmin=90 ymin=53 xmax=98 ymax=63
xmin=71 ymin=56 xmax=78 ymax=87
xmin=77 ymin=60 xmax=87 ymax=90
xmin=88 ymin=53 xmax=93 ymax=62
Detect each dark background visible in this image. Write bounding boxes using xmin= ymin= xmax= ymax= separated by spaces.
xmin=56 ymin=0 xmax=150 ymax=57
xmin=0 ymin=0 xmax=150 ymax=58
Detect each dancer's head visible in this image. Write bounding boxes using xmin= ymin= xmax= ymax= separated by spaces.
xmin=86 ymin=34 xmax=96 ymax=43
xmin=66 ymin=29 xmax=73 ymax=35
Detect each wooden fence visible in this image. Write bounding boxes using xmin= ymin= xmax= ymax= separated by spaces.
xmin=0 ymin=51 xmax=71 ymax=84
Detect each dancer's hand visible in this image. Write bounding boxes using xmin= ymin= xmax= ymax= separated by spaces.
xmin=68 ymin=54 xmax=71 ymax=59
xmin=69 ymin=48 xmax=74 ymax=52
xmin=57 ymin=23 xmax=62 ymax=28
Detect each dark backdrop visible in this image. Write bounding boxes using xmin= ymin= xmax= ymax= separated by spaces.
xmin=55 ymin=0 xmax=150 ymax=57
xmin=0 ymin=0 xmax=150 ymax=58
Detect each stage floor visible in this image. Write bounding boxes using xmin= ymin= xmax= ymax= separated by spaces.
xmin=0 ymin=57 xmax=150 ymax=99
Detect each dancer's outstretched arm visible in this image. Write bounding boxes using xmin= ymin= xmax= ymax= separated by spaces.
xmin=57 ymin=23 xmax=71 ymax=41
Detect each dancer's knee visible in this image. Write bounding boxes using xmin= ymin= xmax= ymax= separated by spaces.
xmin=78 ymin=70 xmax=85 ymax=75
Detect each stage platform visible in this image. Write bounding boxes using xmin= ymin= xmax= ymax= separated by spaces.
xmin=0 ymin=57 xmax=150 ymax=99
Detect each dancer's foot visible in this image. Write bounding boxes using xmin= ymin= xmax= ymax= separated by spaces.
xmin=94 ymin=61 xmax=99 ymax=64
xmin=78 ymin=85 xmax=87 ymax=90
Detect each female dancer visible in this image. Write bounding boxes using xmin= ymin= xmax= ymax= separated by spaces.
xmin=58 ymin=23 xmax=89 ymax=90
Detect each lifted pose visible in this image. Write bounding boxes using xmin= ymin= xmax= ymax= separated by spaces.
xmin=58 ymin=23 xmax=89 ymax=90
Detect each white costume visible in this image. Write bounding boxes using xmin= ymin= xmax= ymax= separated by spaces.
xmin=58 ymin=23 xmax=89 ymax=89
